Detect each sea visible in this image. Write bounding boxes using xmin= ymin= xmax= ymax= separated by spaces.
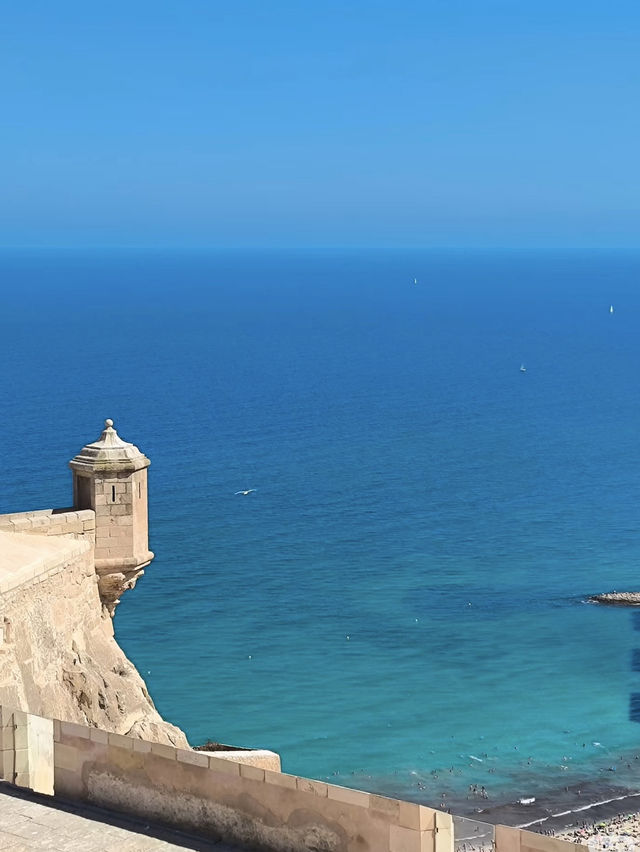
xmin=2 ymin=247 xmax=640 ymax=828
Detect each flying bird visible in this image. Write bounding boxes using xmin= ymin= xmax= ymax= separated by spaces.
xmin=235 ymin=489 xmax=256 ymax=495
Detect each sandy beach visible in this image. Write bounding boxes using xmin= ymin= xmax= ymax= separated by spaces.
xmin=451 ymin=785 xmax=640 ymax=852
xmin=454 ymin=807 xmax=640 ymax=852
xmin=559 ymin=813 xmax=640 ymax=852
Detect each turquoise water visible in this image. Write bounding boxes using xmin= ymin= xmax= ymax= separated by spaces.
xmin=2 ymin=248 xmax=640 ymax=812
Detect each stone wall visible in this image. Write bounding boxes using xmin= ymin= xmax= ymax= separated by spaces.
xmin=0 ymin=508 xmax=95 ymax=540
xmin=496 ymin=824 xmax=586 ymax=852
xmin=53 ymin=714 xmax=453 ymax=852
xmin=0 ymin=704 xmax=590 ymax=852
xmin=0 ymin=706 xmax=54 ymax=796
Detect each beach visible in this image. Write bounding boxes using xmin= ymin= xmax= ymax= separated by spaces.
xmin=559 ymin=812 xmax=640 ymax=851
xmin=451 ymin=785 xmax=640 ymax=851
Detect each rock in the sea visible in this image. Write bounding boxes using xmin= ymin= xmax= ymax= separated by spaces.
xmin=589 ymin=592 xmax=640 ymax=606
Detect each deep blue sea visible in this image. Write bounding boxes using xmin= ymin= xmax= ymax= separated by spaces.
xmin=2 ymin=248 xmax=640 ymax=817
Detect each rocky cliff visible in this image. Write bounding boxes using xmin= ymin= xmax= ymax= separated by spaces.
xmin=0 ymin=526 xmax=188 ymax=748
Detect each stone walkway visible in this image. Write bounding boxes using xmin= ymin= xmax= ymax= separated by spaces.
xmin=0 ymin=783 xmax=240 ymax=851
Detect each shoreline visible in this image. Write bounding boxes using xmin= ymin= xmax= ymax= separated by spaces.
xmin=447 ymin=784 xmax=640 ymax=851
xmin=483 ymin=786 xmax=640 ymax=832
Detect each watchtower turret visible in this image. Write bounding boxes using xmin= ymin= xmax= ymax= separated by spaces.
xmin=69 ymin=419 xmax=154 ymax=613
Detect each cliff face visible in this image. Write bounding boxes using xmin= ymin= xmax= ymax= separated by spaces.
xmin=0 ymin=526 xmax=188 ymax=748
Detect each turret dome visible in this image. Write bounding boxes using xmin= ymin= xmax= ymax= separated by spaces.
xmin=69 ymin=419 xmax=150 ymax=473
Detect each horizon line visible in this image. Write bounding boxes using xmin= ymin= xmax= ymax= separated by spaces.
xmin=2 ymin=243 xmax=640 ymax=253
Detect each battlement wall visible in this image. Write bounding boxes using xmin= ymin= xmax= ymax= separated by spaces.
xmin=0 ymin=508 xmax=95 ymax=539
xmin=1 ymin=703 xmax=454 ymax=852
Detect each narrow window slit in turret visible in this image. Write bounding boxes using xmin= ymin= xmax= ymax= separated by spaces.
xmin=111 ymin=485 xmax=116 ymax=502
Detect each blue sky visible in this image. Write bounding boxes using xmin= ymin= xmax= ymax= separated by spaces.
xmin=2 ymin=1 xmax=639 ymax=248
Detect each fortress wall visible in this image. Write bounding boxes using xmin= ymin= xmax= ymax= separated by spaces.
xmin=0 ymin=705 xmax=589 ymax=852
xmin=0 ymin=508 xmax=95 ymax=540
xmin=0 ymin=535 xmax=92 ymax=597
xmin=53 ymin=716 xmax=453 ymax=852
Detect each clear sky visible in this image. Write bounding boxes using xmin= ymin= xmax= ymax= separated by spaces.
xmin=2 ymin=1 xmax=639 ymax=248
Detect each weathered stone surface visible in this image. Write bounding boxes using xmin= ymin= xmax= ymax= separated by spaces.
xmin=69 ymin=419 xmax=150 ymax=474
xmin=589 ymin=591 xmax=640 ymax=606
xmin=69 ymin=420 xmax=154 ymax=613
xmin=0 ymin=539 xmax=188 ymax=748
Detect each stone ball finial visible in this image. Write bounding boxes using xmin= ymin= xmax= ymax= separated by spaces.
xmin=70 ymin=417 xmax=150 ymax=472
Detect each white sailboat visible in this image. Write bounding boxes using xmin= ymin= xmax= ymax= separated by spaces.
xmin=413 ymin=277 xmax=418 ymax=285
xmin=520 ymin=364 xmax=526 ymax=373
xmin=609 ymin=304 xmax=614 ymax=314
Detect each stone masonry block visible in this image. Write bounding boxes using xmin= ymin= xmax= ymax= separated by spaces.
xmin=390 ymin=824 xmax=426 ymax=852
xmin=55 ymin=743 xmax=80 ymax=773
xmin=208 ymin=755 xmax=241 ymax=776
xmin=370 ymin=794 xmax=401 ymax=820
xmin=435 ymin=825 xmax=454 ymax=852
xmin=89 ymin=727 xmax=109 ymax=744
xmin=150 ymin=741 xmax=176 ymax=760
xmin=60 ymin=720 xmax=90 ymax=740
xmin=94 ymin=548 xmax=111 ymax=560
xmin=176 ymin=748 xmax=209 ymax=768
xmin=0 ymin=723 xmax=15 ymax=750
xmin=133 ymin=738 xmax=152 ymax=754
xmin=495 ymin=827 xmax=521 ymax=852
xmin=108 ymin=526 xmax=129 ymax=538
xmin=327 ymin=784 xmax=371 ymax=808
xmin=296 ymin=777 xmax=328 ymax=797
xmin=435 ymin=811 xmax=452 ymax=830
xmin=519 ymin=834 xmax=585 ymax=852
xmin=106 ymin=545 xmax=135 ymax=558
xmin=398 ymin=803 xmax=435 ymax=831
xmin=108 ymin=732 xmax=133 ymax=750
xmin=60 ymin=522 xmax=84 ymax=534
xmin=239 ymin=763 xmax=265 ymax=782
xmin=264 ymin=769 xmax=297 ymax=789
xmin=13 ymin=724 xmax=28 ymax=751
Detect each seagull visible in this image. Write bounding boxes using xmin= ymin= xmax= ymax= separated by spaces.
xmin=235 ymin=489 xmax=256 ymax=495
